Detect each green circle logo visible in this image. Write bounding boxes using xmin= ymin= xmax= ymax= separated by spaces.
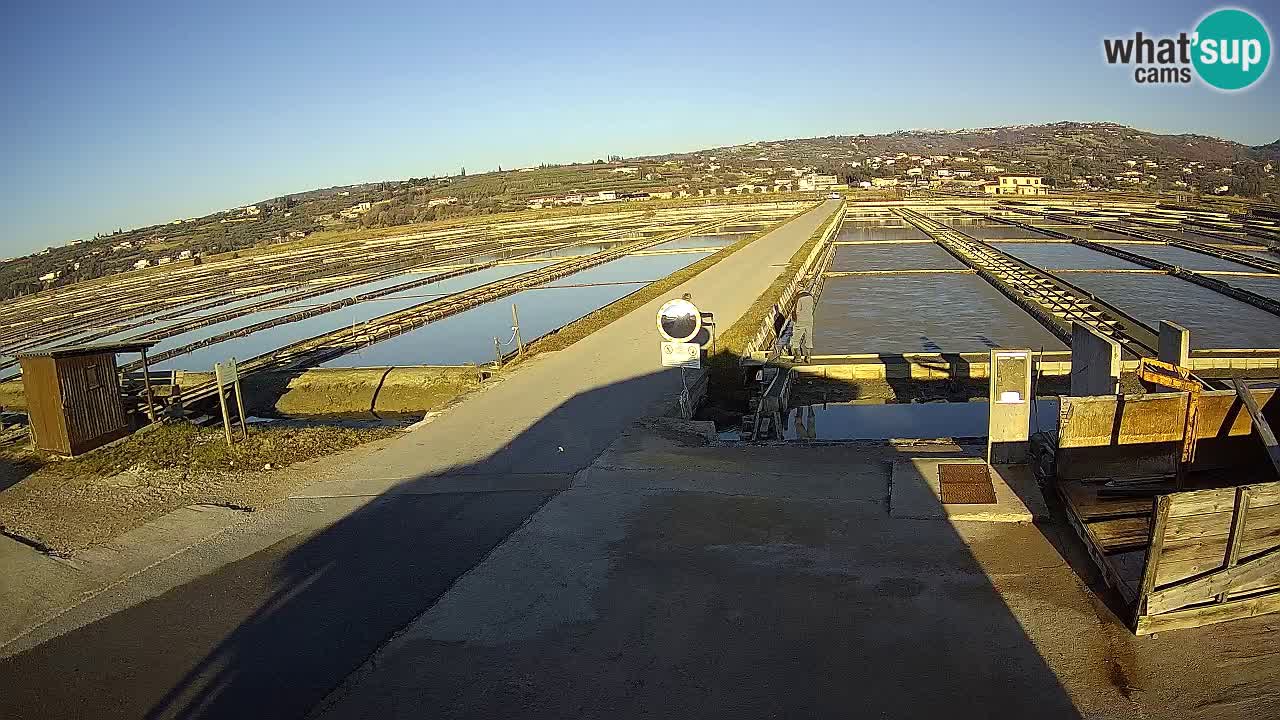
xmin=1193 ymin=8 xmax=1271 ymax=90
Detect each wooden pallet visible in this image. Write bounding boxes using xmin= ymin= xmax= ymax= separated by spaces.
xmin=1053 ymin=388 xmax=1280 ymax=634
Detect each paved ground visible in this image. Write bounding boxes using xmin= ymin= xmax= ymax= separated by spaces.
xmin=311 ymin=425 xmax=1280 ymax=720
xmin=11 ymin=196 xmax=1276 ymax=719
xmin=0 ymin=201 xmax=839 ymax=719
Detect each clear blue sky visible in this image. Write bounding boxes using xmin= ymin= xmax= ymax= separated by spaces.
xmin=2 ymin=0 xmax=1276 ymax=256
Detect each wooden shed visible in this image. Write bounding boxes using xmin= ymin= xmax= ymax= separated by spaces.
xmin=16 ymin=341 xmax=158 ymax=456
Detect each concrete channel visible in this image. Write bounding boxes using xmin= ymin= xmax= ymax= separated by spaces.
xmin=0 ymin=204 xmax=805 ymax=385
xmin=809 ymin=201 xmax=1280 ymax=358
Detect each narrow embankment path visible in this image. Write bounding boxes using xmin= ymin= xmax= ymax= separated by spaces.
xmin=0 ymin=200 xmax=840 ymax=720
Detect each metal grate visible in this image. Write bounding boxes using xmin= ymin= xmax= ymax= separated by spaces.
xmin=939 ymin=463 xmax=997 ymax=504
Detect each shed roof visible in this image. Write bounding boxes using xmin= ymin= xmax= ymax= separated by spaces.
xmin=16 ymin=341 xmax=159 ymax=360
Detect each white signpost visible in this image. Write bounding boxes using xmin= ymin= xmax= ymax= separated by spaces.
xmin=661 ymin=341 xmax=701 ymax=368
xmin=657 ymin=298 xmax=703 ymax=369
xmin=988 ymin=349 xmax=1032 ymax=465
xmin=213 ymin=357 xmax=248 ymax=446
xmin=657 ymin=297 xmax=715 ymax=418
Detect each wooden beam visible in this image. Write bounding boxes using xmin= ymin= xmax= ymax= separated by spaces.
xmin=138 ymin=347 xmax=156 ymax=422
xmin=1217 ymin=487 xmax=1252 ymax=603
xmin=1136 ymin=590 xmax=1280 ymax=635
xmin=1177 ymin=389 xmax=1199 ymax=490
xmin=1232 ymin=377 xmax=1280 ymax=477
xmin=1134 ymin=495 xmax=1171 ymax=628
xmin=231 ymin=358 xmax=248 ymax=440
xmin=214 ymin=362 xmax=232 ymax=448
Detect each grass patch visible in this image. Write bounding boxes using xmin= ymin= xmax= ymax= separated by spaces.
xmin=0 ymin=379 xmax=25 ymax=410
xmin=705 ymin=208 xmax=842 ymax=408
xmin=60 ymin=422 xmax=399 ymax=477
xmin=716 ymin=207 xmax=839 ymax=356
xmin=0 ymin=422 xmax=401 ymax=554
xmin=515 ymin=212 xmax=805 ymax=358
xmin=261 ymin=193 xmax=825 ymax=252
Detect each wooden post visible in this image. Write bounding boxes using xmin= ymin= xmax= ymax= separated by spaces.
xmin=231 ymin=357 xmax=248 ymax=439
xmin=511 ymin=304 xmax=524 ymax=357
xmin=1135 ymin=495 xmax=1171 ymax=628
xmin=214 ymin=362 xmax=233 ymax=447
xmin=1216 ymin=487 xmax=1252 ymax=603
xmin=1176 ymin=389 xmax=1200 ymax=490
xmin=494 ymin=337 xmax=503 ymax=368
xmin=1232 ymin=377 xmax=1280 ymax=476
xmin=138 ymin=347 xmax=157 ymax=422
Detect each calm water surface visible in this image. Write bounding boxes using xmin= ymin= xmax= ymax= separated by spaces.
xmin=814 ymin=275 xmax=1066 ymax=354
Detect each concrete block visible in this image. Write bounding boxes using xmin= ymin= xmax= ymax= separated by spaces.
xmin=1069 ymin=324 xmax=1120 ymax=397
xmin=888 ymin=458 xmax=1047 ymax=522
xmin=1158 ymin=321 xmax=1190 ymax=368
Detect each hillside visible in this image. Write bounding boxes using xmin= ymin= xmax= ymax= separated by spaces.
xmin=4 ymin=121 xmax=1278 ymax=300
xmin=640 ymin=121 xmax=1275 ymax=196
xmin=1250 ymin=140 xmax=1280 ymax=162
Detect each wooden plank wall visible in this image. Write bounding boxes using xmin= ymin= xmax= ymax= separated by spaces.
xmin=1154 ymin=484 xmax=1280 ymax=592
xmin=1059 ymin=390 xmax=1276 ymax=447
xmin=1135 ymin=482 xmax=1280 ymax=633
xmin=1056 ymin=389 xmax=1279 ymax=481
xmin=53 ymin=353 xmax=129 ymax=455
xmin=19 ymin=356 xmax=69 ymax=454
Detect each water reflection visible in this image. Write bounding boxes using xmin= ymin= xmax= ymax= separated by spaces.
xmin=836 ymin=224 xmax=928 ymax=242
xmin=815 ymin=275 xmax=1066 ymax=353
xmin=995 ymin=242 xmax=1143 ymax=270
xmin=1102 ymin=243 xmax=1258 ymax=273
xmin=775 ymin=400 xmax=1059 ymax=441
xmin=152 ymin=264 xmax=556 ymax=370
xmin=1064 ymin=273 xmax=1280 ymax=348
xmin=646 ymin=233 xmax=748 ymax=251
xmin=323 ymin=252 xmax=714 ymax=367
xmin=1227 ymin=276 xmax=1280 ymax=301
xmin=830 ymin=244 xmax=964 ymax=272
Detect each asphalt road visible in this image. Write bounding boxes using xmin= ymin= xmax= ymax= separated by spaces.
xmin=0 ymin=491 xmax=556 ymax=720
xmin=0 ymin=200 xmax=839 ymax=720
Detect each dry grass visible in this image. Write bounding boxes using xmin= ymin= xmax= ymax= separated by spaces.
xmin=266 ymin=193 xmax=826 ymax=249
xmin=60 ymin=422 xmax=399 ymax=476
xmin=0 ymin=422 xmax=400 ymax=554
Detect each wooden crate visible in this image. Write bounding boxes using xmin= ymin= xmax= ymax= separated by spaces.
xmin=1051 ymin=389 xmax=1280 ymax=634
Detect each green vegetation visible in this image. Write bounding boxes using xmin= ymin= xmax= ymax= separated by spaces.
xmin=62 ymin=422 xmax=398 ymax=476
xmin=9 ymin=120 xmax=1277 ymax=302
xmin=0 ymin=422 xmax=400 ymax=554
xmin=705 ymin=209 xmax=841 ymax=408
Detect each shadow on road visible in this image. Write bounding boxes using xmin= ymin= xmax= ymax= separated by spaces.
xmin=0 ymin=370 xmax=1087 ymax=719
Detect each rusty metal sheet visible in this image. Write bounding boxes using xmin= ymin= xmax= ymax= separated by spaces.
xmin=939 ymin=463 xmax=997 ymax=504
